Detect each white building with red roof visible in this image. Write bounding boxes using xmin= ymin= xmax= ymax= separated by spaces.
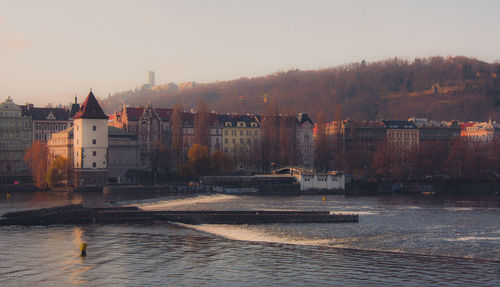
xmin=72 ymin=90 xmax=109 ymax=187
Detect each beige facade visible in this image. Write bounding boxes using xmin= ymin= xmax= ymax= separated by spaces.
xmin=0 ymin=97 xmax=32 ymax=181
xmin=383 ymin=121 xmax=419 ymax=150
xmin=47 ymin=127 xmax=73 ymax=167
xmin=220 ymin=114 xmax=260 ymax=172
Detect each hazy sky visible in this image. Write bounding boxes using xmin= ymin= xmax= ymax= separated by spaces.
xmin=1 ymin=0 xmax=499 ymax=106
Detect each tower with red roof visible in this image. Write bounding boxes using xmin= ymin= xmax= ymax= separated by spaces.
xmin=72 ymin=90 xmax=109 ymax=187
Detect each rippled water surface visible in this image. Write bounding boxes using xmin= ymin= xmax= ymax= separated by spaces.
xmin=1 ymin=191 xmax=499 ymax=286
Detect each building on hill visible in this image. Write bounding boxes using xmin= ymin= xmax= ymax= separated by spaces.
xmin=178 ymin=81 xmax=196 ymax=90
xmin=148 ymin=71 xmax=155 ymax=87
xmin=21 ymin=104 xmax=70 ymax=142
xmin=296 ymin=113 xmax=314 ymax=169
xmin=72 ymin=90 xmax=109 ymax=187
xmin=0 ymin=97 xmax=32 ymax=183
xmin=219 ymin=114 xmax=260 ymax=172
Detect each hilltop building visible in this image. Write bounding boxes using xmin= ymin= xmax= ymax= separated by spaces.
xmin=148 ymin=71 xmax=155 ymax=87
xmin=0 ymin=97 xmax=32 ymax=183
xmin=178 ymin=81 xmax=196 ymax=90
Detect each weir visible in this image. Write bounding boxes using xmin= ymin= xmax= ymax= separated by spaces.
xmin=0 ymin=204 xmax=358 ymax=226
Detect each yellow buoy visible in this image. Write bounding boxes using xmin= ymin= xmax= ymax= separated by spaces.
xmin=322 ymin=196 xmax=326 ymax=201
xmin=80 ymin=243 xmax=87 ymax=257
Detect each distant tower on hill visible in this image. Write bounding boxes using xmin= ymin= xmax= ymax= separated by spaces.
xmin=148 ymin=71 xmax=155 ymax=87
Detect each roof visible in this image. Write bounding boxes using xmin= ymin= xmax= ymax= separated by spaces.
xmin=382 ymin=120 xmax=416 ymax=129
xmin=23 ymin=107 xmax=70 ymax=121
xmin=108 ymin=126 xmax=137 ymax=138
xmin=73 ymin=91 xmax=108 ymax=119
xmin=297 ymin=113 xmax=313 ymax=126
xmin=123 ymin=106 xmax=173 ymax=121
xmin=69 ymin=103 xmax=80 ymax=118
xmin=218 ymin=114 xmax=260 ymax=127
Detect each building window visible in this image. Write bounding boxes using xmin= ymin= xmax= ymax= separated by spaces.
xmin=232 ymin=138 xmax=236 ymax=144
xmin=93 ymin=125 xmax=96 ymax=131
xmin=224 ymin=130 xmax=228 ymax=135
xmin=224 ymin=138 xmax=228 ymax=144
xmin=240 ymin=130 xmax=243 ymax=136
xmin=93 ymin=162 xmax=96 ymax=168
xmin=240 ymin=138 xmax=244 ymax=144
xmin=93 ymin=139 xmax=96 ymax=144
xmin=232 ymin=130 xmax=236 ymax=136
xmin=93 ymin=151 xmax=96 ymax=156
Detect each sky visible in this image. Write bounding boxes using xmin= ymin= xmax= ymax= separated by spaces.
xmin=1 ymin=0 xmax=499 ymax=106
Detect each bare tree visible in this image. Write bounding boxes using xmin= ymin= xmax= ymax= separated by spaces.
xmin=171 ymin=102 xmax=184 ymax=170
xmin=314 ymin=110 xmax=329 ymax=171
xmin=24 ymin=141 xmax=48 ymax=189
xmin=194 ymin=99 xmax=209 ymax=146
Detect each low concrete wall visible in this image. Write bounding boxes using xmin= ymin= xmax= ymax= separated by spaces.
xmin=0 ymin=184 xmax=38 ymax=192
xmin=103 ymin=184 xmax=210 ymax=194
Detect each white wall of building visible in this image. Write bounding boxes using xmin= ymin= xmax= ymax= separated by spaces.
xmin=73 ymin=118 xmax=108 ymax=169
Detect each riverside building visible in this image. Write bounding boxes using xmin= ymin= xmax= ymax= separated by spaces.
xmin=0 ymin=97 xmax=32 ymax=183
xmin=72 ymin=90 xmax=109 ymax=187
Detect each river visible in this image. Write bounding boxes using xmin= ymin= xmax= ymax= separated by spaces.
xmin=0 ymin=191 xmax=499 ymax=286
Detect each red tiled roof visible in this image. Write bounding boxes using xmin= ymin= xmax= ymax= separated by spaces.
xmin=124 ymin=107 xmax=144 ymax=120
xmin=154 ymin=108 xmax=173 ymax=121
xmin=460 ymin=123 xmax=476 ymax=130
xmin=124 ymin=107 xmax=173 ymax=121
xmin=73 ymin=91 xmax=108 ymax=119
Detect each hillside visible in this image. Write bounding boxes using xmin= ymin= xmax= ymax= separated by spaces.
xmin=101 ymin=56 xmax=500 ymax=121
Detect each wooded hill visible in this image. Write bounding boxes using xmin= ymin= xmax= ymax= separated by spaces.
xmin=101 ymin=56 xmax=500 ymax=121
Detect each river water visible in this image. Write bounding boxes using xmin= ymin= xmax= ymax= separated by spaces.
xmin=0 ymin=191 xmax=499 ymax=286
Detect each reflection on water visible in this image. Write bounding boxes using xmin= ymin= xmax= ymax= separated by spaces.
xmin=0 ymin=191 xmax=499 ymax=286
